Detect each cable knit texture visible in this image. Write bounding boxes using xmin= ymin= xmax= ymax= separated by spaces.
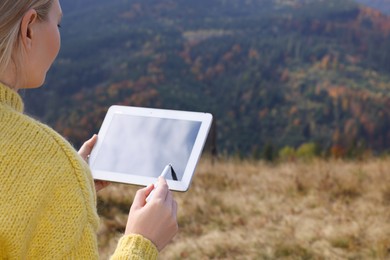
xmin=0 ymin=83 xmax=158 ymax=259
xmin=111 ymin=235 xmax=158 ymax=260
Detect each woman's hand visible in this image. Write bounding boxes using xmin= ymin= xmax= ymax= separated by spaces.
xmin=78 ymin=134 xmax=110 ymax=192
xmin=125 ymin=177 xmax=178 ymax=251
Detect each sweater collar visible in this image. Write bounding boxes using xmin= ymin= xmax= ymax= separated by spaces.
xmin=0 ymin=82 xmax=24 ymax=112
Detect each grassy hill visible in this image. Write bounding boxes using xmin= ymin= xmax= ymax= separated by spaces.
xmin=23 ymin=0 xmax=390 ymax=157
xmin=97 ymin=157 xmax=390 ymax=258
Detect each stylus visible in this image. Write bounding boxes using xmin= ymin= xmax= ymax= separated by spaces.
xmin=159 ymin=164 xmax=172 ymax=179
xmin=145 ymin=164 xmax=171 ymax=203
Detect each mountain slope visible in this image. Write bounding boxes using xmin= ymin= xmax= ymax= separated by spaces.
xmin=24 ymin=0 xmax=390 ymax=156
xmin=354 ymin=0 xmax=390 ymax=14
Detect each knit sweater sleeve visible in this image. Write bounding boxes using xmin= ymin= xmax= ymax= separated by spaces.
xmin=110 ymin=234 xmax=158 ymax=259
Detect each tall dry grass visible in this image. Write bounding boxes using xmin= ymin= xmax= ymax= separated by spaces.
xmin=96 ymin=157 xmax=390 ymax=259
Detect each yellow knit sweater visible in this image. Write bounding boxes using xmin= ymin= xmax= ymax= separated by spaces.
xmin=0 ymin=83 xmax=158 ymax=259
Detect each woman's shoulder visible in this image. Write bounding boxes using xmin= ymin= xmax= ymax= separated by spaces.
xmin=1 ymin=105 xmax=98 ymax=219
xmin=1 ymin=107 xmax=76 ymax=163
xmin=1 ymin=106 xmax=94 ymax=191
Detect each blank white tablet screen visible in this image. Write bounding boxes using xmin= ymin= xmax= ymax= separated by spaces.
xmin=93 ymin=114 xmax=202 ymax=181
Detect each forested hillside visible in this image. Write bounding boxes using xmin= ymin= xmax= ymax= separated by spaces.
xmin=24 ymin=0 xmax=390 ymax=157
xmin=354 ymin=0 xmax=390 ymax=14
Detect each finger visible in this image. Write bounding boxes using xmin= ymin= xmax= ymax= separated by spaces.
xmin=78 ymin=134 xmax=98 ymax=159
xmin=165 ymin=192 xmax=177 ymax=220
xmin=144 ymin=183 xmax=155 ymax=197
xmin=172 ymin=199 xmax=178 ymax=220
xmin=165 ymin=190 xmax=174 ymax=210
xmin=152 ymin=177 xmax=169 ymax=201
xmin=81 ymin=134 xmax=97 ymax=152
xmin=132 ymin=184 xmax=154 ymax=210
xmin=94 ymin=180 xmax=111 ymax=192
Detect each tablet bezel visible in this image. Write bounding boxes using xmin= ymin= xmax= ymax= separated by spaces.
xmin=89 ymin=105 xmax=213 ymax=192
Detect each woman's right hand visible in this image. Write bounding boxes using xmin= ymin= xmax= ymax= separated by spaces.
xmin=125 ymin=177 xmax=178 ymax=251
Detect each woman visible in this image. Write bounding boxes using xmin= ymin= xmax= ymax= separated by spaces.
xmin=0 ymin=0 xmax=178 ymax=259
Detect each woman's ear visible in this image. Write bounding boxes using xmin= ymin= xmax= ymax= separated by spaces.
xmin=20 ymin=9 xmax=38 ymax=50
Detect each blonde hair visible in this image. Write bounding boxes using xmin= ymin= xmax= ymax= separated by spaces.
xmin=0 ymin=0 xmax=53 ymax=77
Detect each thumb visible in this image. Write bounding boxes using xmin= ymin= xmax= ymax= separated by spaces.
xmin=78 ymin=134 xmax=98 ymax=159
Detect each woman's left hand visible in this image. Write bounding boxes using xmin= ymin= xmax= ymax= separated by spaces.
xmin=78 ymin=134 xmax=110 ymax=192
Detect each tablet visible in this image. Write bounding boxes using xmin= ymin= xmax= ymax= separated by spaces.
xmin=89 ymin=105 xmax=213 ymax=192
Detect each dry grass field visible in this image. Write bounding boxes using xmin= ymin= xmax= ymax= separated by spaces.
xmin=96 ymin=157 xmax=390 ymax=259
